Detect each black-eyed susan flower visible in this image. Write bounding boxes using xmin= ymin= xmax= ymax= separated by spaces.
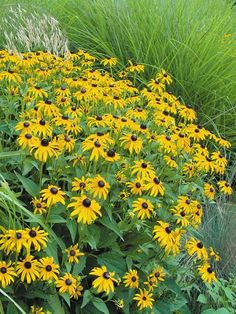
xmin=145 ymin=176 xmax=165 ymax=197
xmin=198 ymin=263 xmax=217 ymax=284
xmin=0 ymin=229 xmax=29 ymax=254
xmin=120 ymin=134 xmax=143 ymax=154
xmin=217 ymin=180 xmax=233 ymax=195
xmin=30 ymin=305 xmax=51 ymax=314
xmin=204 ymin=183 xmax=216 ymax=200
xmin=56 ymin=273 xmax=77 ymax=297
xmin=150 ymin=266 xmax=165 ymax=283
xmin=82 ymin=139 xmax=105 ymax=161
xmin=185 ymin=238 xmax=208 ymax=260
xmin=0 ymin=69 xmax=21 ymax=83
xmin=71 ymin=280 xmax=83 ymax=300
xmin=65 ymin=244 xmax=84 ymax=263
xmin=88 ymin=175 xmax=110 ymax=200
xmin=101 ymin=57 xmax=118 ymax=67
xmin=32 ymin=119 xmax=52 ymax=137
xmin=25 ymin=227 xmax=48 ymax=252
xmin=31 ymin=197 xmax=47 ymax=214
xmin=0 ymin=261 xmax=16 ymax=288
xmin=72 ymin=176 xmax=89 ymax=194
xmin=16 ymin=255 xmax=39 ymax=284
xmin=164 ymin=155 xmax=177 ymax=168
xmin=132 ymin=198 xmax=154 ymax=219
xmin=38 ymin=257 xmax=59 ymax=281
xmin=67 ymin=195 xmax=101 ymax=224
xmin=123 ymin=269 xmax=139 ymax=289
xmin=126 ymin=60 xmax=144 ymax=73
xmin=144 ymin=276 xmax=158 ymax=291
xmin=90 ymin=265 xmax=118 ymax=295
xmin=18 ymin=133 xmax=39 ymax=150
xmin=40 ymin=185 xmax=66 ymax=207
xmin=131 ymin=160 xmax=155 ymax=179
xmin=27 ymin=85 xmax=48 ymax=99
xmin=153 ymin=221 xmax=182 ymax=255
xmin=103 ymin=148 xmax=120 ymax=162
xmin=133 ymin=288 xmax=154 ymax=310
xmin=15 ymin=120 xmax=33 ymax=133
xmin=31 ymin=138 xmax=59 ymax=162
xmin=156 ymin=69 xmax=172 ymax=85
xmin=126 ymin=178 xmax=145 ymax=195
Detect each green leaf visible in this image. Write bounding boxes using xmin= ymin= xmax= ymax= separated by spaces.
xmin=15 ymin=173 xmax=40 ymax=197
xmin=100 ymin=217 xmax=124 ymax=240
xmin=197 ymin=293 xmax=208 ymax=304
xmin=126 ymin=256 xmax=132 ymax=269
xmin=92 ymin=297 xmax=109 ymax=314
xmin=164 ymin=278 xmax=186 ymax=299
xmin=47 ymin=214 xmax=67 ymax=224
xmin=0 ymin=151 xmax=24 ymax=159
xmin=81 ymin=290 xmax=92 ymax=309
xmin=98 ymin=252 xmax=126 ymax=276
xmin=61 ymin=293 xmax=70 ymax=307
xmin=45 ymin=294 xmax=65 ymax=314
xmin=67 ymin=219 xmax=78 ymax=242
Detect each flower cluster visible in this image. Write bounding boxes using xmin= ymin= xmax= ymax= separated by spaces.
xmin=0 ymin=48 xmax=233 ymax=312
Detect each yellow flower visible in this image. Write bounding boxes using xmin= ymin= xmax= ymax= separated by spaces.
xmin=204 ymin=183 xmax=215 ymax=200
xmin=25 ymin=227 xmax=48 ymax=252
xmin=217 ymin=181 xmax=233 ymax=195
xmin=150 ymin=266 xmax=165 ymax=283
xmin=126 ymin=60 xmax=144 ymax=73
xmin=198 ymin=263 xmax=217 ymax=284
xmin=56 ymin=273 xmax=77 ymax=297
xmin=82 ymin=139 xmax=106 ymax=161
xmin=90 ymin=265 xmax=118 ymax=295
xmin=16 ymin=255 xmax=39 ymax=284
xmin=101 ymin=57 xmax=118 ymax=67
xmin=72 ymin=176 xmax=89 ymax=194
xmin=38 ymin=257 xmax=59 ymax=281
xmin=132 ymin=198 xmax=154 ymax=219
xmin=120 ymin=134 xmax=143 ymax=154
xmin=131 ymin=160 xmax=155 ymax=179
xmin=185 ymin=238 xmax=208 ymax=260
xmin=65 ymin=244 xmax=84 ymax=263
xmin=31 ymin=197 xmax=47 ymax=214
xmin=27 ymin=85 xmax=48 ymax=99
xmin=126 ymin=178 xmax=145 ymax=195
xmin=123 ymin=269 xmax=139 ymax=288
xmin=153 ymin=221 xmax=182 ymax=255
xmin=87 ymin=175 xmax=110 ymax=200
xmin=0 ymin=261 xmax=16 ymax=288
xmin=0 ymin=229 xmax=29 ymax=254
xmin=209 ymin=247 xmax=220 ymax=262
xmin=133 ymin=288 xmax=154 ymax=310
xmin=145 ymin=176 xmax=165 ymax=197
xmin=67 ymin=195 xmax=102 ymax=224
xmin=30 ymin=138 xmax=59 ymax=162
xmin=40 ymin=185 xmax=66 ymax=207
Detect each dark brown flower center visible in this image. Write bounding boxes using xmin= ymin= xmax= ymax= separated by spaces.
xmin=141 ymin=162 xmax=147 ymax=168
xmin=23 ymin=122 xmax=30 ymax=127
xmin=29 ymin=230 xmax=37 ymax=237
xmin=39 ymin=119 xmax=46 ymax=126
xmin=46 ymin=265 xmax=52 ymax=272
xmin=94 ymin=140 xmax=101 ymax=147
xmin=207 ymin=266 xmax=213 ymax=273
xmin=165 ymin=227 xmax=171 ymax=234
xmin=70 ymin=250 xmax=76 ymax=256
xmin=135 ymin=182 xmax=141 ymax=188
xmin=142 ymin=202 xmax=148 ymax=209
xmin=41 ymin=139 xmax=49 ymax=146
xmin=82 ymin=198 xmax=91 ymax=207
xmin=107 ymin=149 xmax=115 ymax=157
xmin=131 ymin=134 xmax=137 ymax=141
xmin=65 ymin=278 xmax=72 ymax=285
xmin=50 ymin=187 xmax=58 ymax=194
xmin=103 ymin=272 xmax=110 ymax=279
xmin=197 ymin=242 xmax=203 ymax=249
xmin=25 ymin=133 xmax=32 ymax=139
xmin=0 ymin=267 xmax=7 ymax=274
xmin=131 ymin=276 xmax=137 ymax=282
xmin=24 ymin=261 xmax=32 ymax=269
xmin=98 ymin=180 xmax=105 ymax=188
xmin=16 ymin=232 xmax=22 ymax=239
xmin=155 ymin=272 xmax=160 ymax=278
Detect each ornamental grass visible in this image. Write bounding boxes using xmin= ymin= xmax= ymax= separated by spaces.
xmin=0 ymin=49 xmax=233 ymax=313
